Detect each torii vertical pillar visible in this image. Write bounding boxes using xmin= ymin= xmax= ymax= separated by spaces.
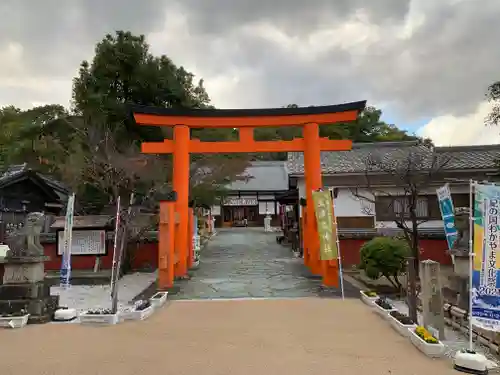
xmin=173 ymin=125 xmax=190 ymax=277
xmin=303 ymin=122 xmax=323 ymax=276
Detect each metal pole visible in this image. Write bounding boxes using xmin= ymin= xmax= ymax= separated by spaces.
xmin=111 ymin=193 xmax=135 ymax=313
xmin=110 ymin=196 xmax=121 ymax=309
xmin=468 ymin=180 xmax=475 ymax=351
xmin=327 ymin=188 xmax=345 ymax=299
xmin=331 ymin=194 xmax=345 ymax=300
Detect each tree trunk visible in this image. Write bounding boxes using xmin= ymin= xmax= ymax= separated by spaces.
xmin=384 ymin=274 xmax=399 ymax=290
xmin=406 ymin=256 xmax=418 ymax=323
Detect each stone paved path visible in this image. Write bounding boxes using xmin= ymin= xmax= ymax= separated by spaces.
xmin=172 ymin=228 xmax=358 ymax=299
xmin=0 ymin=298 xmax=458 ymax=375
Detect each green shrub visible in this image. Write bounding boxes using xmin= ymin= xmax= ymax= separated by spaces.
xmin=359 ymin=237 xmax=409 ymax=289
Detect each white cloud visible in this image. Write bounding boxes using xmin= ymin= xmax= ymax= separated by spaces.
xmin=418 ymin=101 xmax=500 ymax=146
xmin=0 ymin=0 xmax=499 ymax=133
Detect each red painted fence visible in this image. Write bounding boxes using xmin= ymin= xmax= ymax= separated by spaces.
xmin=0 ymin=237 xmax=451 ymax=278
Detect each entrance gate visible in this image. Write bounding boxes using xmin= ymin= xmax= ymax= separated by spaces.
xmin=131 ymin=101 xmax=366 ymax=290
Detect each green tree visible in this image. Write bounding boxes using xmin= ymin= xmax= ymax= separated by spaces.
xmin=486 ymin=81 xmax=500 ymax=126
xmin=72 ymin=31 xmax=209 ymax=143
xmin=251 ymin=105 xmax=421 ymax=161
xmin=52 ymin=30 xmax=247 ymax=211
xmin=0 ymin=105 xmax=69 ymax=172
xmin=359 ymin=236 xmax=410 ymax=289
xmin=329 ymin=106 xmax=418 ymax=143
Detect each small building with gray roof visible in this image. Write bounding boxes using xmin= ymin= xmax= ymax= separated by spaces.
xmin=212 ymin=161 xmax=290 ymax=227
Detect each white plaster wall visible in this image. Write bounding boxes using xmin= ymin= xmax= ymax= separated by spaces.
xmin=297 ymin=178 xmax=374 ymax=217
xmin=295 ymin=176 xmax=469 ymax=229
xmin=333 ymin=188 xmax=374 ymax=216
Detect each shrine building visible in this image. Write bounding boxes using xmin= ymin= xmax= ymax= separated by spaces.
xmin=212 ymin=161 xmax=291 ymax=228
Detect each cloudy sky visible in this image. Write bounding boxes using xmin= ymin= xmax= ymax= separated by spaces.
xmin=1 ymin=0 xmax=499 ymax=146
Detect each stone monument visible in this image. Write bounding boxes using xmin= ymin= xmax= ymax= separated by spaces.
xmin=0 ymin=212 xmax=59 ymax=323
xmin=450 ymin=207 xmax=471 ymax=310
xmin=420 ymin=259 xmax=446 ymax=340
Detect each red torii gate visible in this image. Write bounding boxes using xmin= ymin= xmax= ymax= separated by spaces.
xmin=131 ymin=101 xmax=366 ymax=289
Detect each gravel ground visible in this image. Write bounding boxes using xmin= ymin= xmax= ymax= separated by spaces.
xmin=51 ymin=271 xmax=157 ymax=315
xmin=0 ymin=298 xmax=461 ymax=375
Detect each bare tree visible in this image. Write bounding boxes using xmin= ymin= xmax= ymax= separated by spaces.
xmin=42 ymin=115 xmax=250 ymax=263
xmin=350 ymin=144 xmax=452 ymax=322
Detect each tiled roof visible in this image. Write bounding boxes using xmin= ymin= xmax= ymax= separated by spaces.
xmin=51 ymin=215 xmax=113 ymax=229
xmin=286 ymin=141 xmax=500 ymax=175
xmin=0 ymin=163 xmax=69 ymax=196
xmin=50 ymin=213 xmax=157 ymax=229
xmin=0 ymin=163 xmax=29 ymax=186
xmin=226 ymin=161 xmax=289 ymax=191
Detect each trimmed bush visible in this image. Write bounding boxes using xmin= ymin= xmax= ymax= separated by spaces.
xmin=359 ymin=236 xmax=409 ymax=289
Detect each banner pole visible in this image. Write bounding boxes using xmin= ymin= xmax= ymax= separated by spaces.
xmin=468 ymin=179 xmax=475 ymax=351
xmin=333 ymin=196 xmax=345 ymax=300
xmin=110 ymin=196 xmax=121 ymax=303
xmin=328 ymin=188 xmax=344 ymax=299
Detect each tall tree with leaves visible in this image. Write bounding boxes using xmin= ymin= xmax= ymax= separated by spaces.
xmin=29 ymin=30 xmax=248 ymax=213
xmin=0 ymin=105 xmax=70 ymax=172
xmin=486 ymin=80 xmax=500 ymax=126
xmin=252 ymin=105 xmax=422 ymax=161
xmin=72 ymin=31 xmax=211 ymax=143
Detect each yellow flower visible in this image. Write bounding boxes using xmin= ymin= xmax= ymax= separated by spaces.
xmin=414 ymin=326 xmax=439 ymax=344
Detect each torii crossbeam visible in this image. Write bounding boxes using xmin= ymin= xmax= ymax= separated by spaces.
xmin=131 ymin=101 xmax=366 ymax=289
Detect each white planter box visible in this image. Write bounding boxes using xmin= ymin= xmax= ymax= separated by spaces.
xmin=372 ymin=301 xmax=396 ymax=319
xmin=79 ymin=312 xmax=119 ymax=325
xmin=388 ymin=313 xmax=416 ymax=338
xmin=360 ymin=291 xmax=378 ymax=306
xmin=0 ymin=314 xmax=29 ymax=328
xmin=121 ymin=305 xmax=155 ymax=321
xmin=408 ymin=328 xmax=445 ymax=358
xmin=150 ymin=292 xmax=168 ymax=308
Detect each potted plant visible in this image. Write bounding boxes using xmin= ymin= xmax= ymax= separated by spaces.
xmin=360 ymin=290 xmax=378 ymax=305
xmin=122 ymin=300 xmax=155 ymax=321
xmin=79 ymin=308 xmax=120 ymax=325
xmin=0 ymin=309 xmax=29 ymax=329
xmin=388 ymin=311 xmax=416 ymax=337
xmin=150 ymin=291 xmax=168 ymax=308
xmin=373 ymin=297 xmax=396 ymax=318
xmin=409 ymin=326 xmax=445 ymax=358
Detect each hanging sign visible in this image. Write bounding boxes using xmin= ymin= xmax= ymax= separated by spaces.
xmin=436 ymin=184 xmax=458 ymax=250
xmin=60 ymin=193 xmax=75 ymax=287
xmin=312 ymin=190 xmax=337 ymax=260
xmin=224 ymin=198 xmax=257 ymax=206
xmin=472 ymin=183 xmax=500 ymax=331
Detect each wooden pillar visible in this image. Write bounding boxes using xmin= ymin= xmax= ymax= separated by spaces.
xmin=303 ymin=122 xmax=322 ymax=275
xmin=158 ymin=201 xmax=175 ymax=289
xmin=173 ymin=125 xmax=190 ymax=277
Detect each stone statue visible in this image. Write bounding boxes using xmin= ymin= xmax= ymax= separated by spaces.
xmin=6 ymin=212 xmax=45 ymax=258
xmin=0 ymin=210 xmax=59 ymax=324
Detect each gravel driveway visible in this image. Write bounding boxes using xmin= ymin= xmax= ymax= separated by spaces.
xmin=0 ymin=298 xmax=458 ymax=375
